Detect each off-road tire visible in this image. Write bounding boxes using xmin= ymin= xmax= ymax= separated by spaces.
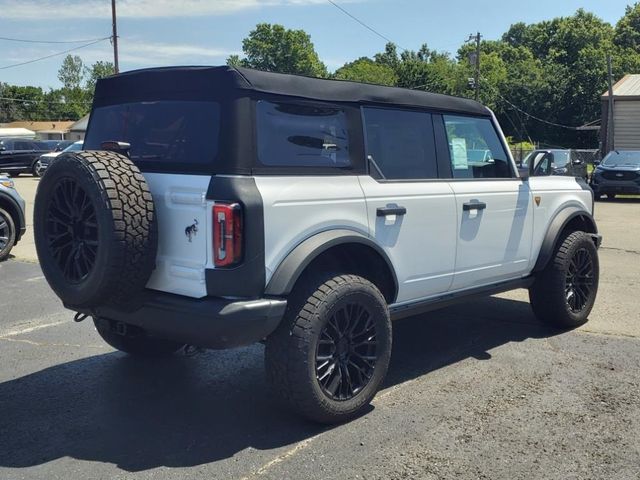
xmin=529 ymin=231 xmax=599 ymax=328
xmin=265 ymin=273 xmax=392 ymax=424
xmin=34 ymin=150 xmax=158 ymax=310
xmin=0 ymin=207 xmax=16 ymax=262
xmin=94 ymin=318 xmax=184 ymax=357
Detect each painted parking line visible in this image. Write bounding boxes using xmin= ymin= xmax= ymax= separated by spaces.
xmin=0 ymin=314 xmax=68 ymax=339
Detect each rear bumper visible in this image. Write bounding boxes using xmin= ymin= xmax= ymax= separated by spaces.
xmin=78 ymin=290 xmax=287 ymax=350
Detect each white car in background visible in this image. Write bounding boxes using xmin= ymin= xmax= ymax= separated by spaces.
xmin=34 ymin=141 xmax=83 ymax=177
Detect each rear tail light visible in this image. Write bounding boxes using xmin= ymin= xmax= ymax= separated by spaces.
xmin=213 ymin=202 xmax=243 ymax=267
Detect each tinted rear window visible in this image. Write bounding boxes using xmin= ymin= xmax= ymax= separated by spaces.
xmin=256 ymin=100 xmax=351 ymax=168
xmin=84 ymin=101 xmax=220 ymax=171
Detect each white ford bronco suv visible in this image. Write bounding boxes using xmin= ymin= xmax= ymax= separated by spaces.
xmin=33 ymin=66 xmax=601 ymax=423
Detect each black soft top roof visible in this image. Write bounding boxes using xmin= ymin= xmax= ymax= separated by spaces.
xmin=93 ymin=65 xmax=489 ymax=116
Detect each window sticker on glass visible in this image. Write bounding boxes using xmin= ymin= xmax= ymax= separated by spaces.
xmin=451 ymin=137 xmax=468 ymax=170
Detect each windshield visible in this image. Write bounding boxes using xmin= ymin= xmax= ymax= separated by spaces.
xmin=63 ymin=142 xmax=83 ymax=153
xmin=602 ymin=150 xmax=640 ymax=167
xmin=550 ymin=150 xmax=570 ymax=165
xmin=84 ymin=101 xmax=220 ymax=171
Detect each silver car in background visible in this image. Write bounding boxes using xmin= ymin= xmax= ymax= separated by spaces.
xmin=0 ymin=175 xmax=26 ymax=261
xmin=34 ymin=141 xmax=84 ymax=177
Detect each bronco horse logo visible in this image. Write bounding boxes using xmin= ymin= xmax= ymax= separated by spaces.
xmin=185 ymin=219 xmax=199 ymax=242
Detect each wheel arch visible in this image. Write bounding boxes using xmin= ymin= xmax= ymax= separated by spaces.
xmin=264 ymin=229 xmax=399 ymax=304
xmin=533 ymin=207 xmax=599 ymax=273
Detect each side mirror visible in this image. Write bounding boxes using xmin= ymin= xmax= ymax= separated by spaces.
xmin=572 ymin=159 xmax=583 ymax=166
xmin=593 ymin=160 xmax=601 ymax=167
xmin=519 ymin=166 xmax=530 ymax=180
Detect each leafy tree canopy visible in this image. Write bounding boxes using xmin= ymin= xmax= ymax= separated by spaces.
xmin=334 ymin=57 xmax=397 ymax=86
xmin=6 ymin=7 xmax=640 ymax=147
xmin=228 ymin=23 xmax=327 ymax=78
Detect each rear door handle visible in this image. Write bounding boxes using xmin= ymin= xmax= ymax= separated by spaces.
xmin=377 ymin=206 xmax=407 ymax=217
xmin=463 ymin=201 xmax=487 ymax=211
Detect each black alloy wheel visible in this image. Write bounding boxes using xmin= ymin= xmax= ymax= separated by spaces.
xmin=565 ymin=247 xmax=595 ymax=314
xmin=316 ymin=302 xmax=378 ymax=401
xmin=0 ymin=207 xmax=16 ymax=261
xmin=529 ymin=230 xmax=599 ymax=328
xmin=0 ymin=212 xmax=11 ymax=252
xmin=46 ymin=177 xmax=99 ymax=283
xmin=265 ymin=273 xmax=392 ymax=424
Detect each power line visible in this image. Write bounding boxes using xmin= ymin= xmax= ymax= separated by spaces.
xmin=480 ymin=77 xmax=582 ymax=130
xmin=0 ymin=96 xmax=92 ymax=105
xmin=0 ymin=37 xmax=111 ymax=71
xmin=498 ymin=93 xmax=579 ymax=130
xmin=325 ymin=0 xmax=408 ymax=52
xmin=0 ymin=35 xmax=111 ymax=44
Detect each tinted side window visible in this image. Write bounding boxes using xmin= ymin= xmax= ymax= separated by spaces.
xmin=532 ymin=152 xmax=553 ymax=176
xmin=256 ymin=100 xmax=350 ymax=168
xmin=363 ymin=107 xmax=437 ymax=180
xmin=15 ymin=141 xmax=35 ymax=150
xmin=443 ymin=115 xmax=512 ymax=179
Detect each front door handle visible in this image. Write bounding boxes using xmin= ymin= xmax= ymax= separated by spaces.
xmin=377 ymin=206 xmax=407 ymax=217
xmin=463 ymin=201 xmax=487 ymax=211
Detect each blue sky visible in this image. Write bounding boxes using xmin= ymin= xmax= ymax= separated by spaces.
xmin=0 ymin=0 xmax=635 ymax=89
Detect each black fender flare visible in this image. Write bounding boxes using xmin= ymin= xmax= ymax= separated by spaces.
xmin=264 ymin=229 xmax=398 ymax=302
xmin=0 ymin=191 xmax=25 ymax=241
xmin=533 ymin=207 xmax=599 ymax=272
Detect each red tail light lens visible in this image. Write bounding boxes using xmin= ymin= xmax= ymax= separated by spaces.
xmin=213 ymin=202 xmax=243 ymax=267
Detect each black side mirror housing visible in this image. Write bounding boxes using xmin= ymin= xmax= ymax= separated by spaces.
xmin=593 ymin=160 xmax=601 ymax=167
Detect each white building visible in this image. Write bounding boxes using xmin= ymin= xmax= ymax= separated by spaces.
xmin=601 ymin=74 xmax=640 ymax=152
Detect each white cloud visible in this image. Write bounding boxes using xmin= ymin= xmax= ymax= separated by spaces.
xmin=0 ymin=0 xmax=344 ymax=19
xmin=118 ymin=41 xmax=241 ymax=65
xmin=73 ymin=40 xmax=240 ymax=67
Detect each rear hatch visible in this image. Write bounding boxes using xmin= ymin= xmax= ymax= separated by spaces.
xmin=83 ymin=100 xmax=221 ymax=298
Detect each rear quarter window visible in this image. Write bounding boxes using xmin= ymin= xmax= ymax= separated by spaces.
xmin=256 ymin=100 xmax=351 ymax=169
xmin=84 ymin=101 xmax=220 ymax=172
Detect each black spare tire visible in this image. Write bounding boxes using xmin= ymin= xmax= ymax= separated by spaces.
xmin=34 ymin=150 xmax=158 ymax=310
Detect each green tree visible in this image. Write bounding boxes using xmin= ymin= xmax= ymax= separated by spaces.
xmin=614 ymin=3 xmax=640 ymax=51
xmin=334 ymin=57 xmax=397 ymax=85
xmin=369 ymin=42 xmax=461 ymax=93
xmin=84 ymin=61 xmax=115 ymax=93
xmin=58 ymin=55 xmax=85 ymax=90
xmin=0 ymin=84 xmax=47 ymax=122
xmin=228 ymin=23 xmax=327 ymax=77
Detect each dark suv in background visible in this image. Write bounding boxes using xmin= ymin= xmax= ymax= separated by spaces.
xmin=523 ymin=149 xmax=588 ymax=180
xmin=590 ymin=150 xmax=640 ymax=199
xmin=0 ymin=138 xmax=52 ymax=177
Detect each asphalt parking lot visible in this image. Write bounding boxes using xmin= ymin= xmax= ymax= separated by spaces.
xmin=1 ymin=177 xmax=639 ymax=479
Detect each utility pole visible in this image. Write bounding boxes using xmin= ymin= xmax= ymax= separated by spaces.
xmin=606 ymin=54 xmax=615 ymax=153
xmin=466 ymin=32 xmax=481 ymax=101
xmin=111 ymin=0 xmax=119 ymax=74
